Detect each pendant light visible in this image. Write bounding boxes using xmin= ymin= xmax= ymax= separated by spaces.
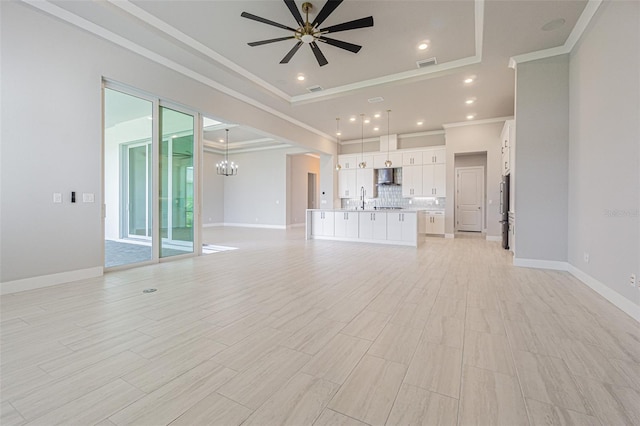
xmin=384 ymin=109 xmax=393 ymax=168
xmin=216 ymin=129 xmax=238 ymax=176
xmin=335 ymin=118 xmax=342 ymax=171
xmin=358 ymin=114 xmax=367 ymax=168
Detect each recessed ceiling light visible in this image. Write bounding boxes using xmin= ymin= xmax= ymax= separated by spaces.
xmin=466 ymin=114 xmax=475 ymax=120
xmin=374 ymin=113 xmax=381 ymax=118
xmin=219 ymin=139 xmax=224 ymax=143
xmin=464 ymin=77 xmax=474 ymax=84
xmin=336 ymin=131 xmax=342 ymax=136
xmin=417 ymin=121 xmax=423 ymax=125
xmin=418 ymin=43 xmax=428 ymax=50
xmin=297 ymin=75 xmax=305 ymax=81
xmin=349 ymin=117 xmax=356 ymax=122
xmin=373 ymin=127 xmax=379 ymax=131
xmin=465 ymin=99 xmax=475 ymax=105
xmin=364 ymin=119 xmax=370 ymax=124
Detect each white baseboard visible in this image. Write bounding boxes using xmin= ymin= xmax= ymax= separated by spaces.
xmin=203 ymin=222 xmax=224 ymax=228
xmin=486 ymin=236 xmax=502 ymax=242
xmin=513 ymin=257 xmax=639 ymax=323
xmin=0 ymin=266 xmax=103 ymax=295
xmin=444 ymin=233 xmax=455 ymax=239
xmin=223 ymin=223 xmax=287 ymax=230
xmin=513 ymin=257 xmax=569 ymax=271
xmin=567 ymin=265 xmax=640 ymax=323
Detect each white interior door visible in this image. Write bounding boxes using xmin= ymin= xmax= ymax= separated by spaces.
xmin=456 ymin=167 xmax=484 ymax=232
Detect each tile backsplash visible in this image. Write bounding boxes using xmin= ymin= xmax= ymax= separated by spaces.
xmin=341 ymin=178 xmax=446 ymax=210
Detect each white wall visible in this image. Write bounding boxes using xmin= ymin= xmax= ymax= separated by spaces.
xmin=222 ymin=149 xmax=291 ymax=227
xmin=0 ymin=2 xmax=331 ymax=285
xmin=444 ymin=122 xmax=503 ymax=237
xmin=288 ymin=154 xmax=320 ymax=226
xmin=514 ymin=55 xmax=570 ymax=263
xmin=202 ymin=151 xmax=225 ymax=225
xmin=568 ymin=1 xmax=639 ymax=306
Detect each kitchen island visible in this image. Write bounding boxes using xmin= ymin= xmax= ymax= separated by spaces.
xmin=305 ymin=209 xmax=422 ymax=247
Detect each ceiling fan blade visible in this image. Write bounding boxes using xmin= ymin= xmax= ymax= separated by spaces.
xmin=249 ymin=36 xmax=296 ymax=47
xmin=310 ymin=42 xmax=329 ymax=67
xmin=320 ymin=16 xmax=374 ymax=34
xmin=284 ymin=0 xmax=305 ymax=27
xmin=318 ymin=36 xmax=361 ymax=53
xmin=241 ymin=11 xmax=297 ymax=32
xmin=311 ymin=0 xmax=343 ymax=28
xmin=280 ymin=41 xmax=303 ymax=64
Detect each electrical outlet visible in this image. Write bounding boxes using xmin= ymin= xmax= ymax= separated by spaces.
xmin=631 ymin=274 xmax=637 ymax=287
xmin=583 ymin=252 xmax=589 ymax=263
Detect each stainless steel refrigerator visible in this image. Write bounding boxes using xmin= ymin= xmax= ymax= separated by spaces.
xmin=499 ymin=175 xmax=510 ymax=249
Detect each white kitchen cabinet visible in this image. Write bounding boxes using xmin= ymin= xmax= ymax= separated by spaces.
xmin=356 ymin=154 xmax=374 ymax=169
xmin=501 ymin=120 xmax=514 ymax=176
xmin=386 ymin=212 xmax=417 ymax=243
xmin=423 ymin=148 xmax=446 ymax=164
xmin=340 ymin=168 xmax=375 ymax=199
xmin=402 ymin=151 xmax=422 ymax=166
xmin=356 ymin=168 xmax=376 ymax=199
xmin=338 ymin=169 xmax=356 ymax=198
xmin=422 ymin=163 xmax=446 ymax=197
xmin=338 ymin=155 xmax=358 ymax=170
xmin=423 ymin=211 xmax=445 ymax=235
xmin=359 ymin=211 xmax=387 ymax=240
xmin=311 ymin=211 xmax=334 ymax=237
xmin=402 ymin=165 xmax=423 ymax=197
xmin=373 ymin=152 xmax=402 ymax=169
xmin=334 ymin=211 xmax=359 ymax=238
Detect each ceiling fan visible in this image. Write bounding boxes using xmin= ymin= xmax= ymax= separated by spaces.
xmin=241 ymin=0 xmax=374 ymax=67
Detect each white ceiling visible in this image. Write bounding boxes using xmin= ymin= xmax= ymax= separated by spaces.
xmin=46 ymin=0 xmax=588 ymax=147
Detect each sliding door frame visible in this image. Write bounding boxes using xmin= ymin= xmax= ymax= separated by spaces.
xmin=102 ymin=80 xmax=202 ymax=270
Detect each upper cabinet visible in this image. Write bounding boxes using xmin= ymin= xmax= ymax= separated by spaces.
xmin=501 ymin=120 xmax=514 ymax=176
xmin=402 ymin=152 xmax=422 ymax=166
xmin=424 ymin=148 xmax=446 ymax=164
xmin=338 ymin=155 xmax=358 ymax=170
xmin=373 ymin=152 xmax=402 ymax=169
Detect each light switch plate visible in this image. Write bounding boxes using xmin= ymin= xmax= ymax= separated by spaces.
xmin=53 ymin=193 xmax=62 ymax=203
xmin=82 ymin=193 xmax=95 ymax=203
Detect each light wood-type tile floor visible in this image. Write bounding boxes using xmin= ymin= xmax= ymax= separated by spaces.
xmin=1 ymin=227 xmax=639 ymax=425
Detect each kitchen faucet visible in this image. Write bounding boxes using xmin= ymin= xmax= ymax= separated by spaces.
xmin=360 ymin=186 xmax=365 ymax=210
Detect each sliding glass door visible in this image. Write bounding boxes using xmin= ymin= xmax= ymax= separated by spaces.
xmin=160 ymin=107 xmax=194 ymax=258
xmin=103 ymin=84 xmax=200 ymax=268
xmin=104 ymin=88 xmax=154 ymax=268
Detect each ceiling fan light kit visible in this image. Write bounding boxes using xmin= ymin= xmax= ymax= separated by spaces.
xmin=242 ymin=0 xmax=374 ymax=67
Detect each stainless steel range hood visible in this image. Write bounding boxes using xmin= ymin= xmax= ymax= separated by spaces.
xmin=377 ymin=168 xmax=400 ymax=185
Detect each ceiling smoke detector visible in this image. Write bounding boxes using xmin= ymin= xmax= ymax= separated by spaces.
xmin=416 ymin=57 xmax=438 ymax=69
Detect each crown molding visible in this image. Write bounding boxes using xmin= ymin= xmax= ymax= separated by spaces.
xmin=21 ymin=0 xmax=334 ymax=143
xmin=108 ymin=0 xmax=486 ymax=106
xmin=291 ymin=0 xmax=485 ymax=104
xmin=400 ymin=130 xmax=446 ymax=138
xmin=509 ymin=0 xmax=602 ymax=68
xmin=106 ymin=0 xmax=291 ymax=102
xmin=442 ymin=116 xmax=513 ymax=129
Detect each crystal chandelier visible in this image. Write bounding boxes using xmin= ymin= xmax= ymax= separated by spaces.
xmin=216 ymin=129 xmax=238 ymax=176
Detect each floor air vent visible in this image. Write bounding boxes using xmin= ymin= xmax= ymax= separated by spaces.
xmin=416 ymin=57 xmax=438 ymax=69
xmin=307 ymin=85 xmax=324 ymax=93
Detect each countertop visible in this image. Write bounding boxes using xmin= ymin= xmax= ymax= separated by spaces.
xmin=307 ymin=208 xmax=444 ymax=213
